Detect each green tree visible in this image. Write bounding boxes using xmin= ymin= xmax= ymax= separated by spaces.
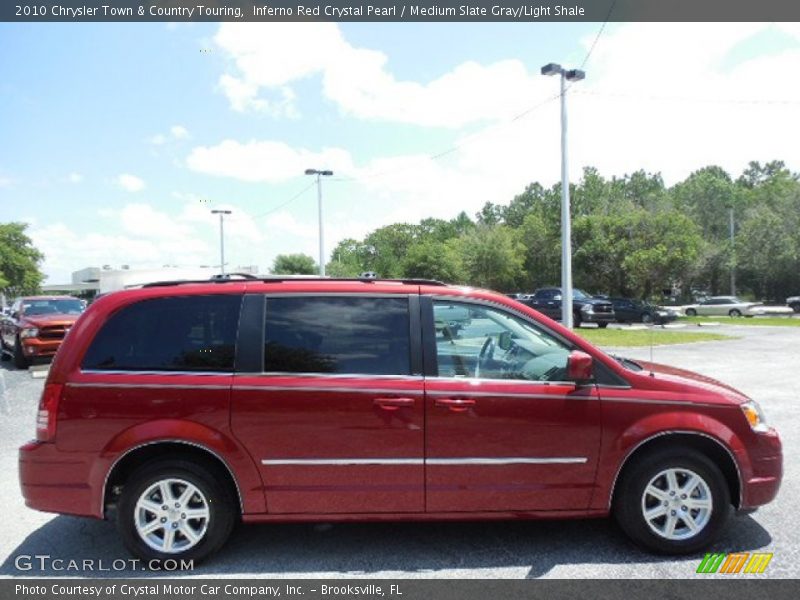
xmin=402 ymin=239 xmax=465 ymax=283
xmin=461 ymin=225 xmax=524 ymax=291
xmin=0 ymin=222 xmax=45 ymax=295
xmin=271 ymin=253 xmax=318 ymax=275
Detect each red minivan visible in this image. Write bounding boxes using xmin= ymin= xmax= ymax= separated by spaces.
xmin=19 ymin=277 xmax=782 ymax=563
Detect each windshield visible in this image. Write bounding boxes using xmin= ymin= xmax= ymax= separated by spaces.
xmin=572 ymin=289 xmax=589 ymax=300
xmin=23 ymin=299 xmax=84 ymax=316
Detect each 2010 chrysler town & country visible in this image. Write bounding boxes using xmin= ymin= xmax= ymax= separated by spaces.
xmin=19 ymin=277 xmax=782 ymax=563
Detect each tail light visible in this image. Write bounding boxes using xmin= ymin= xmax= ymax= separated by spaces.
xmin=36 ymin=383 xmax=64 ymax=442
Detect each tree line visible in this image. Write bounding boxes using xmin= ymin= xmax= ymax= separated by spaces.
xmin=275 ymin=160 xmax=800 ymax=302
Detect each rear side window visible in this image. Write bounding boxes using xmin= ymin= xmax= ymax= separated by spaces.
xmin=264 ymin=296 xmax=411 ymax=375
xmin=82 ymin=295 xmax=242 ymax=372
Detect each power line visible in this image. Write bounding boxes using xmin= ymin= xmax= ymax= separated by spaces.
xmin=579 ymin=0 xmax=617 ymax=70
xmin=572 ymin=89 xmax=800 ymax=106
xmin=251 ymin=181 xmax=316 ymax=218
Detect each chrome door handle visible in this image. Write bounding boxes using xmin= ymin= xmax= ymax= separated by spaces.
xmin=373 ymin=397 xmax=415 ymax=411
xmin=434 ymin=398 xmax=476 ymax=412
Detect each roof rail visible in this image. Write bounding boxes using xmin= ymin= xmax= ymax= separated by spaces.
xmin=138 ymin=276 xmax=447 ymax=289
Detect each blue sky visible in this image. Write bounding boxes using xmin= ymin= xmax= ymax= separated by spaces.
xmin=1 ymin=22 xmax=799 ymax=283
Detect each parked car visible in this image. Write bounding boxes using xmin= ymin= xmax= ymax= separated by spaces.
xmin=787 ymin=296 xmax=800 ymax=313
xmin=598 ymin=297 xmax=677 ymax=325
xmin=684 ymin=296 xmax=792 ymax=317
xmin=0 ymin=296 xmax=85 ymax=368
xmin=525 ymin=287 xmax=615 ymax=327
xmin=19 ymin=277 xmax=781 ymax=563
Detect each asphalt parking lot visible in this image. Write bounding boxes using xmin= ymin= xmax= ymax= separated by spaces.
xmin=0 ymin=323 xmax=797 ymax=579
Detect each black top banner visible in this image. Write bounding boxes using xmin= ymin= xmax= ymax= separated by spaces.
xmin=3 ymin=0 xmax=800 ymax=23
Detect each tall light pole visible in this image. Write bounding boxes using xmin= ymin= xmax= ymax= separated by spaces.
xmin=305 ymin=168 xmax=333 ymax=276
xmin=541 ymin=62 xmax=585 ymax=329
xmin=211 ymin=209 xmax=231 ymax=275
xmin=729 ymin=206 xmax=736 ymax=295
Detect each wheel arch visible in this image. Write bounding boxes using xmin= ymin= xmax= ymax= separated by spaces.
xmin=608 ymin=431 xmax=742 ymax=510
xmin=102 ymin=440 xmax=244 ymax=519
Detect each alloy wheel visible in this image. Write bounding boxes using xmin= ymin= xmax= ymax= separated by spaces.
xmin=134 ymin=478 xmax=210 ymax=553
xmin=640 ymin=468 xmax=713 ymax=541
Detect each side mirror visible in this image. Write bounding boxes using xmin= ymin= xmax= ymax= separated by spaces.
xmin=11 ymin=311 xmax=19 ymax=320
xmin=567 ymin=350 xmax=594 ymax=384
xmin=553 ymin=294 xmax=562 ymax=301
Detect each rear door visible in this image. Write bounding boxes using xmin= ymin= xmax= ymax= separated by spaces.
xmin=231 ymin=293 xmax=425 ymax=514
xmin=423 ymin=297 xmax=601 ymax=512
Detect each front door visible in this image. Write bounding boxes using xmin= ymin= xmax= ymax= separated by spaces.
xmin=231 ymin=294 xmax=425 ymax=514
xmin=424 ymin=298 xmax=601 ymax=512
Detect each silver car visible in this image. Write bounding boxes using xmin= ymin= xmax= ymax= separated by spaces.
xmin=685 ymin=296 xmax=791 ymax=317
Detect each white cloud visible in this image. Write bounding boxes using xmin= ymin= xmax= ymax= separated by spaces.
xmin=150 ymin=125 xmax=191 ymax=145
xmin=186 ymin=139 xmax=354 ymax=183
xmin=170 ymin=125 xmax=190 ymax=139
xmin=214 ymin=23 xmax=543 ymax=127
xmin=116 ymin=173 xmax=146 ymax=192
xmin=67 ymin=172 xmax=83 ymax=184
xmin=0 ymin=177 xmax=11 ymax=188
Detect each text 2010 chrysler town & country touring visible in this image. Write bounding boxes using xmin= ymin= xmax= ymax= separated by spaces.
xmin=19 ymin=278 xmax=782 ymax=563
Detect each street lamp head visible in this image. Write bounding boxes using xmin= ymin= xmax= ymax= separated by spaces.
xmin=541 ymin=63 xmax=563 ymax=76
xmin=211 ymin=209 xmax=232 ymax=215
xmin=306 ymin=168 xmax=334 ymax=177
xmin=566 ymin=69 xmax=586 ymax=82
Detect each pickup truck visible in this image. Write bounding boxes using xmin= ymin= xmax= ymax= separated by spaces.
xmin=524 ymin=287 xmax=615 ymax=328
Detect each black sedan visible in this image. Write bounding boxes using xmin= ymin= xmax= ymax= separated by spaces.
xmin=599 ymin=297 xmax=678 ymax=325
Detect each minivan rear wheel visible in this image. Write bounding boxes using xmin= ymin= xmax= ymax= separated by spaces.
xmin=117 ymin=459 xmax=236 ymax=564
xmin=613 ymin=448 xmax=731 ymax=554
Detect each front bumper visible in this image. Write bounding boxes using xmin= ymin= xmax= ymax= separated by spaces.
xmin=19 ymin=440 xmax=97 ymax=517
xmin=20 ymin=338 xmax=63 ymax=358
xmin=581 ymin=312 xmax=615 ymax=324
xmin=740 ymin=428 xmax=783 ymax=509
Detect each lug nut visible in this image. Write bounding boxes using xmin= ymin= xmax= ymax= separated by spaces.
xmin=160 ymin=517 xmax=166 ymax=523
xmin=663 ymin=501 xmax=668 ymax=506
xmin=670 ymin=510 xmax=676 ymax=516
xmin=162 ymin=505 xmax=168 ymax=510
xmin=682 ymin=506 xmax=687 ymax=511
xmin=175 ymin=502 xmax=180 ymax=508
xmin=681 ymin=494 xmax=687 ymax=499
xmin=172 ymin=522 xmax=178 ymax=528
xmin=669 ymin=491 xmax=675 ymax=496
xmin=181 ymin=513 xmax=186 ymax=519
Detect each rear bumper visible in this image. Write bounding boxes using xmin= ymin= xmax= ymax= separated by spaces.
xmin=18 ymin=440 xmax=98 ymax=517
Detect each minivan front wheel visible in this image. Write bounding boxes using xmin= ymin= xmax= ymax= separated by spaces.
xmin=614 ymin=448 xmax=731 ymax=554
xmin=117 ymin=460 xmax=236 ymax=564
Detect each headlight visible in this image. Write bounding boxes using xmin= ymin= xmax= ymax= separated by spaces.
xmin=741 ymin=400 xmax=769 ymax=433
xmin=19 ymin=327 xmax=39 ymax=339
xmin=581 ymin=304 xmax=593 ymax=313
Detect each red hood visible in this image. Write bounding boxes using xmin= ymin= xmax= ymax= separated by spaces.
xmin=635 ymin=360 xmax=749 ymax=403
xmin=22 ymin=314 xmax=80 ymax=328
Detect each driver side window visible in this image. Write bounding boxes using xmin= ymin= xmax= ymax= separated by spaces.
xmin=433 ymin=300 xmax=571 ymax=382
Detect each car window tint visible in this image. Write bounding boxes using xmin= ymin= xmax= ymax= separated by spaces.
xmin=264 ymin=296 xmax=411 ymax=375
xmin=82 ymin=295 xmax=241 ymax=371
xmin=434 ymin=300 xmax=571 ymax=382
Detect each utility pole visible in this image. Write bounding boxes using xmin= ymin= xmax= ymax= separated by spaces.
xmin=541 ymin=63 xmax=585 ymax=328
xmin=211 ymin=209 xmax=231 ymax=275
xmin=305 ymin=169 xmax=333 ymax=276
xmin=729 ymin=206 xmax=736 ymax=295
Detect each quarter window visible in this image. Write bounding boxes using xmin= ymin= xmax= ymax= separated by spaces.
xmin=434 ymin=300 xmax=571 ymax=382
xmin=82 ymin=295 xmax=241 ymax=371
xmin=264 ymin=296 xmax=411 ymax=375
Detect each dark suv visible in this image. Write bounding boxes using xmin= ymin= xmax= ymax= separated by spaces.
xmin=525 ymin=287 xmax=615 ymax=328
xmin=19 ymin=277 xmax=781 ymax=563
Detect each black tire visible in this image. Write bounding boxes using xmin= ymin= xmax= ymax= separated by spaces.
xmin=791 ymin=303 xmax=800 ymax=314
xmin=729 ymin=309 xmax=742 ymax=317
xmin=641 ymin=313 xmax=653 ymax=324
xmin=685 ymin=308 xmax=697 ymax=317
xmin=597 ymin=322 xmax=609 ymax=329
xmin=573 ymin=313 xmax=582 ymax=328
xmin=613 ymin=448 xmax=731 ymax=555
xmin=0 ymin=336 xmax=9 ymax=362
xmin=13 ymin=338 xmax=29 ymax=369
xmin=117 ymin=459 xmax=237 ymax=565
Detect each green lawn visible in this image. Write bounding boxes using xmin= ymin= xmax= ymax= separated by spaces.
xmin=577 ymin=328 xmax=733 ymax=347
xmin=679 ymin=316 xmax=800 ymax=327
